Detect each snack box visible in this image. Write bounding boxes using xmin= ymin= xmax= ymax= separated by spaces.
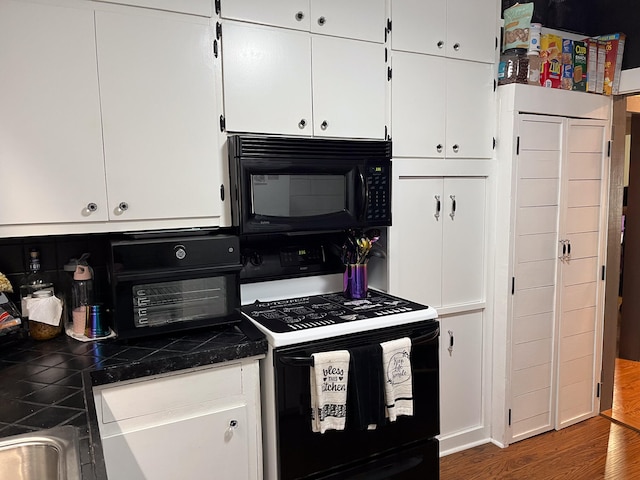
xmin=586 ymin=38 xmax=598 ymax=92
xmin=572 ymin=40 xmax=588 ymax=91
xmin=597 ymin=33 xmax=626 ymax=95
xmin=561 ymin=39 xmax=573 ymax=90
xmin=540 ymin=33 xmax=562 ymax=88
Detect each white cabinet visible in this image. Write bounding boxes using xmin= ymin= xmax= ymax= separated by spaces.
xmin=222 ymin=21 xmax=386 ymax=139
xmin=0 ymin=0 xmax=107 ymax=226
xmin=493 ymin=85 xmax=611 ymax=446
xmin=92 ymin=0 xmax=212 ymax=16
xmin=93 ymin=359 xmax=262 ymax=480
xmin=391 ymin=51 xmax=495 ymax=159
xmin=439 ymin=311 xmax=484 ymax=442
xmin=219 ymin=0 xmax=386 ymax=43
xmin=388 ymin=168 xmax=486 ymax=309
xmin=390 ymin=0 xmax=498 ymax=64
xmin=95 ymin=9 xmax=221 ymax=222
xmin=0 ymin=0 xmax=224 ymax=235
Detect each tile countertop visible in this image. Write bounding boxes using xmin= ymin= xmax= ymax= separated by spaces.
xmin=0 ymin=318 xmax=268 ymax=480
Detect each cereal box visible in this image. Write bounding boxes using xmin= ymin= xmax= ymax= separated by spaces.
xmin=586 ymin=38 xmax=598 ymax=92
xmin=540 ymin=33 xmax=562 ymax=88
xmin=572 ymin=40 xmax=587 ymax=91
xmin=598 ymin=33 xmax=626 ymax=95
xmin=561 ymin=39 xmax=573 ymax=90
xmin=596 ymin=40 xmax=606 ymax=94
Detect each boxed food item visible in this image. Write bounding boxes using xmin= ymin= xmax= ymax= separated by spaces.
xmin=596 ymin=40 xmax=607 ymax=94
xmin=586 ymin=38 xmax=598 ymax=93
xmin=503 ymin=3 xmax=534 ymax=51
xmin=540 ymin=33 xmax=562 ymax=88
xmin=597 ymin=33 xmax=626 ymax=95
xmin=561 ymin=39 xmax=573 ymax=90
xmin=572 ymin=40 xmax=587 ymax=91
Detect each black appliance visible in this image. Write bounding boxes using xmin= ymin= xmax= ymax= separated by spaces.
xmin=240 ymin=289 xmax=440 ymax=480
xmin=228 ymin=135 xmax=392 ymax=235
xmin=108 ymin=234 xmax=243 ymax=339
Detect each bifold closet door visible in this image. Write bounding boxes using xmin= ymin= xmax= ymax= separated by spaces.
xmin=555 ymin=119 xmax=607 ymax=429
xmin=509 ymin=115 xmax=563 ymax=443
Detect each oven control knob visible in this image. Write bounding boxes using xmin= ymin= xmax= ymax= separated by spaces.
xmin=174 ymin=245 xmax=187 ymax=260
xmin=249 ymin=252 xmax=263 ymax=266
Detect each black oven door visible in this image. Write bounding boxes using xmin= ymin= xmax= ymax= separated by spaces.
xmin=273 ymin=320 xmax=440 ymax=480
xmin=228 ymin=135 xmax=392 ymax=235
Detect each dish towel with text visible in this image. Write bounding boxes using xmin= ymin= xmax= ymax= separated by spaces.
xmin=380 ymin=337 xmax=413 ymax=422
xmin=311 ymin=350 xmax=351 ymax=434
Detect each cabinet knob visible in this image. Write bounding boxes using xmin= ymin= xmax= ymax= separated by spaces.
xmin=116 ymin=201 xmax=129 ymax=214
xmin=320 ymin=120 xmax=328 ymax=130
xmin=437 ymin=40 xmax=444 ymax=49
xmin=452 ymin=144 xmax=459 ymax=153
xmin=453 ymin=43 xmax=460 ymax=51
xmin=298 ymin=118 xmax=307 ymax=129
xmin=229 ymin=419 xmax=238 ymax=429
xmin=295 ymin=11 xmax=304 ymax=21
xmin=436 ymin=144 xmax=443 ymax=153
xmin=317 ymin=16 xmax=326 ymax=26
xmin=86 ymin=203 xmax=98 ymax=213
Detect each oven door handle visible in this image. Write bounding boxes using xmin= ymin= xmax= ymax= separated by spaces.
xmin=358 ymin=166 xmax=369 ymax=220
xmin=411 ymin=327 xmax=440 ymax=346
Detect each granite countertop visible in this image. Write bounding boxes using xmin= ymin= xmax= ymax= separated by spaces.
xmin=0 ymin=318 xmax=268 ymax=479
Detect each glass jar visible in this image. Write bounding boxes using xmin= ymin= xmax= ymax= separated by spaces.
xmin=27 ymin=290 xmax=62 ymax=341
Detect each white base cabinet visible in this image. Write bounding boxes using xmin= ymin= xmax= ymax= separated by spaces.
xmin=93 ymin=359 xmax=263 ymax=480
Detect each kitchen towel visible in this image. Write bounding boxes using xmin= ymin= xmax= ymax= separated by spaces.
xmin=380 ymin=337 xmax=413 ymax=421
xmin=311 ymin=350 xmax=350 ymax=434
xmin=346 ymin=343 xmax=385 ymax=431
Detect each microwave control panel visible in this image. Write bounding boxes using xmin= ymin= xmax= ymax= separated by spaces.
xmin=365 ymin=164 xmax=390 ymax=223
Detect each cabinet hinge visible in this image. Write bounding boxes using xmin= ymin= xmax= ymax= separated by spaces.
xmin=385 ymin=125 xmax=388 ymax=140
xmin=508 ymin=408 xmax=512 ymax=426
xmin=494 ymin=79 xmax=497 ymax=92
xmin=220 ymin=184 xmax=225 ymax=202
xmin=387 ymin=18 xmax=392 ymax=33
xmin=216 ymin=22 xmax=222 ymax=40
xmin=516 ymin=136 xmax=520 ymax=155
xmin=602 ymin=265 xmax=606 ymax=281
xmin=387 ymin=67 xmax=392 ymax=81
xmin=511 ymin=277 xmax=515 ymax=295
xmin=385 ymin=47 xmax=388 ymax=63
xmin=214 ymin=0 xmax=220 ymax=15
xmin=219 ymin=115 xmax=226 ymax=132
xmin=493 ymin=137 xmax=496 ymax=150
xmin=607 ymin=140 xmax=612 ymax=157
xmin=597 ymin=382 xmax=601 ymax=398
xmin=495 ymin=36 xmax=498 ymax=50
xmin=213 ymin=39 xmax=218 ymax=58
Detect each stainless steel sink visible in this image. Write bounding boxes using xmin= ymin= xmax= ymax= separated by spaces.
xmin=0 ymin=425 xmax=82 ymax=480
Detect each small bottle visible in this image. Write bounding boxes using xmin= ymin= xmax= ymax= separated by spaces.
xmin=72 ymin=262 xmax=94 ymax=335
xmin=19 ymin=248 xmax=54 ymax=320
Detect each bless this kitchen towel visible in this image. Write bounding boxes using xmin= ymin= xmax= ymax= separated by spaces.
xmin=381 ymin=337 xmax=413 ymax=421
xmin=311 ymin=350 xmax=350 ymax=434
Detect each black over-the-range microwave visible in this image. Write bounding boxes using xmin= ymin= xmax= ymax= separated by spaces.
xmin=228 ymin=135 xmax=392 ymax=235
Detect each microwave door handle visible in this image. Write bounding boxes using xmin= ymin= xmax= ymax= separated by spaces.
xmin=358 ymin=167 xmax=368 ymax=220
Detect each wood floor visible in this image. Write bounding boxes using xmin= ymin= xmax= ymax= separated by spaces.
xmin=602 ymin=358 xmax=640 ymax=432
xmin=440 ymin=416 xmax=640 ymax=479
xmin=441 ymin=358 xmax=640 ymax=479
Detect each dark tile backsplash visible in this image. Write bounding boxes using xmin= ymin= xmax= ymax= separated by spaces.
xmin=0 ymin=233 xmax=111 ymax=307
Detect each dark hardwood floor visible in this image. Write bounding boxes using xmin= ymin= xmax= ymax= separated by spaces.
xmin=441 ymin=358 xmax=640 ymax=479
xmin=440 ymin=416 xmax=640 ymax=479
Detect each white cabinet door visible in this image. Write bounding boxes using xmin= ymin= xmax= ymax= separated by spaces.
xmin=102 ymin=405 xmax=250 ymax=480
xmin=389 ymin=177 xmax=443 ymax=308
xmin=219 ymin=0 xmax=385 ymax=43
xmin=0 ymin=0 xmax=108 ymax=225
xmin=555 ymin=119 xmax=606 ymax=430
xmin=445 ymin=60 xmax=495 ymax=159
xmin=439 ymin=311 xmax=484 ymax=438
xmin=391 ymin=52 xmax=494 ymax=159
xmin=221 ymin=21 xmax=312 ymax=136
xmin=389 ymin=173 xmax=486 ymax=309
xmin=391 ymin=0 xmax=497 ymax=64
xmin=441 ymin=178 xmax=486 ymax=306
xmin=391 ymin=52 xmax=446 ymax=158
xmin=309 ymin=0 xmax=386 ymax=43
xmin=95 ymin=10 xmax=222 ymax=221
xmin=312 ymin=36 xmax=386 ymax=139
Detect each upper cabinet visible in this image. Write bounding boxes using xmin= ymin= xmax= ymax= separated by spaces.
xmin=219 ymin=0 xmax=386 ymax=43
xmin=221 ymin=21 xmax=387 ymax=139
xmin=92 ymin=0 xmax=213 ymax=16
xmin=0 ymin=0 xmax=224 ymax=235
xmin=0 ymin=0 xmax=108 ymax=226
xmin=391 ymin=0 xmax=498 ymax=63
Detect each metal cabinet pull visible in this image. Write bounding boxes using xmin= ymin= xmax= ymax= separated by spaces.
xmin=447 ymin=330 xmax=454 ymax=355
xmin=86 ymin=203 xmax=97 ymax=212
xmin=317 ymin=16 xmax=326 ymax=26
xmin=298 ymin=118 xmax=307 ymax=129
xmin=452 ymin=144 xmax=459 ymax=153
xmin=115 ymin=202 xmax=129 ymax=215
xmin=436 ymin=144 xmax=443 ymax=153
xmin=434 ymin=195 xmax=441 ymax=220
xmin=449 ymin=195 xmax=456 ymax=220
xmin=295 ymin=11 xmax=304 ymax=21
xmin=453 ymin=43 xmax=460 ymax=51
xmin=320 ymin=120 xmax=328 ymax=130
xmin=437 ymin=40 xmax=444 ymax=49
xmin=566 ymin=240 xmax=571 ymax=261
